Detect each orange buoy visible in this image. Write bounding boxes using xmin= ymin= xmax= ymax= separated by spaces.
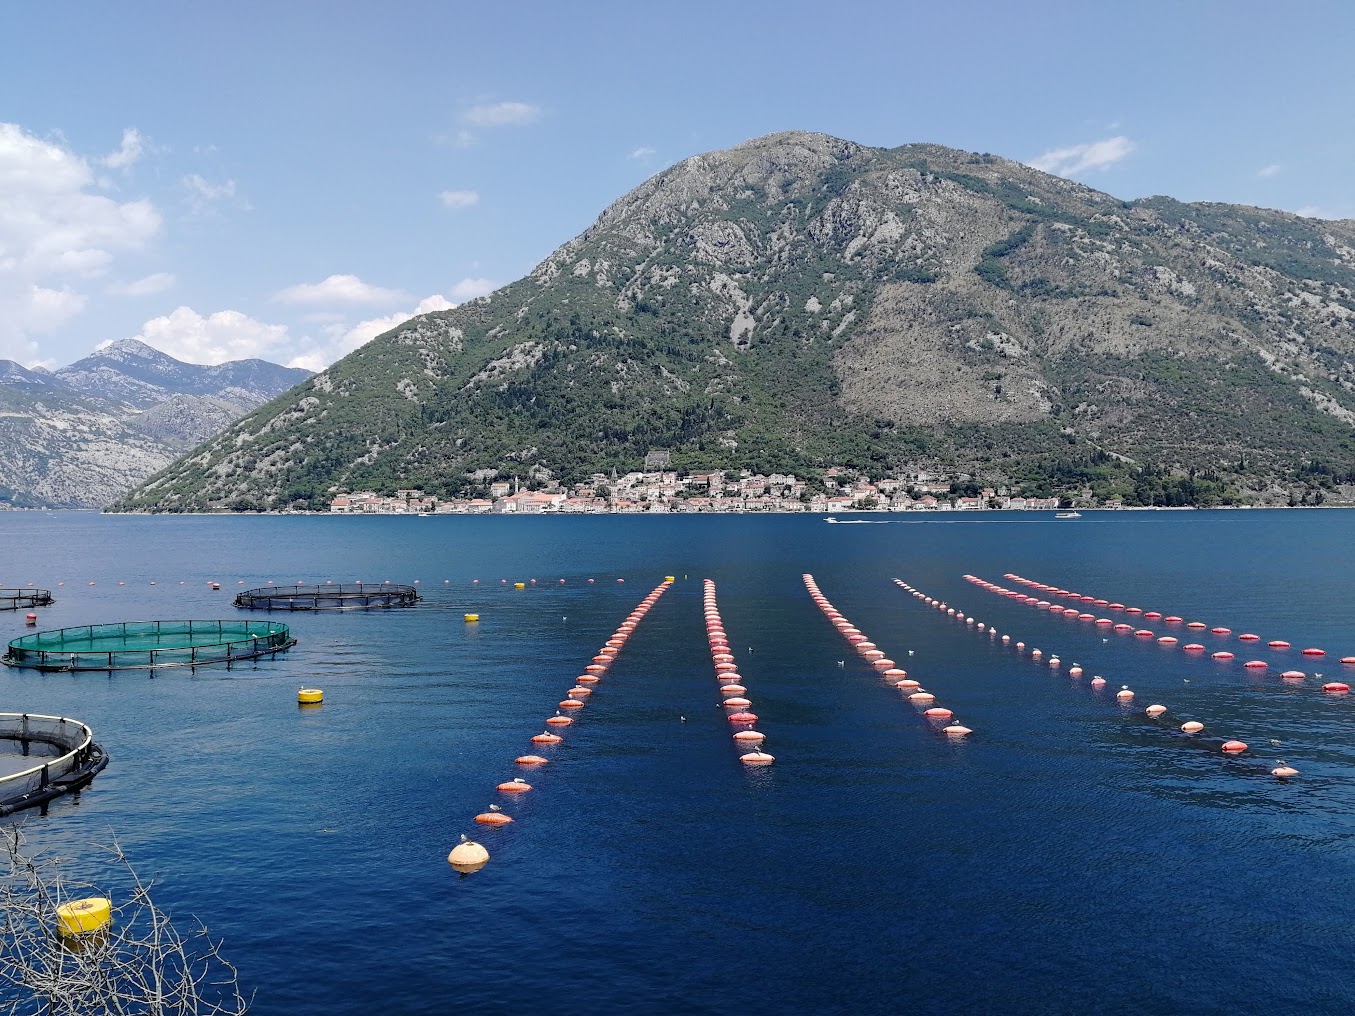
xmin=475 ymin=811 xmax=513 ymax=825
xmin=567 ymin=687 xmax=592 ymax=697
xmin=740 ymin=751 xmax=775 ymax=765
xmin=1280 ymin=671 xmax=1306 ymax=680
xmin=727 ymin=711 xmax=758 ymax=723
xmin=516 ymin=755 xmax=549 ymax=765
xmin=1145 ymin=704 xmax=1167 ymax=717
xmin=497 ymin=779 xmax=532 ymax=792
xmin=1116 ymin=687 xmax=1134 ymax=701
xmin=1239 ymin=633 xmax=1260 ymax=641
xmin=1243 ymin=660 xmax=1267 ymax=669
xmin=733 ymin=730 xmax=765 ymax=742
xmin=719 ymin=685 xmax=747 ymax=696
xmin=1184 ymin=644 xmax=1205 ymax=652
xmin=1212 ymin=651 xmax=1235 ymax=660
xmin=942 ymin=724 xmax=972 ymax=736
xmin=1212 ymin=627 xmax=1231 ymax=634
xmin=1268 ymin=640 xmax=1291 ymax=649
xmin=1221 ymin=740 xmax=1247 ymax=754
xmin=1157 ymin=636 xmax=1178 ymax=645
xmin=1302 ymin=648 xmax=1326 ymax=657
xmin=1181 ymin=720 xmax=1204 ymax=733
xmin=1090 ymin=676 xmax=1107 ymax=688
xmin=558 ymin=700 xmax=584 ymax=709
xmin=895 ymin=679 xmax=920 ymax=690
xmin=576 ymin=675 xmax=600 ymax=684
xmin=545 ymin=715 xmax=573 ymax=726
xmin=924 ymin=707 xmax=953 ymax=719
xmin=722 ymin=697 xmax=752 ymax=709
xmin=1272 ymin=765 xmax=1299 ymax=778
xmin=1323 ymin=682 xmax=1350 ymax=694
xmin=908 ymin=692 xmax=935 ymax=704
xmin=532 ymin=732 xmax=563 ymax=743
xmin=1068 ymin=666 xmax=1083 ymax=677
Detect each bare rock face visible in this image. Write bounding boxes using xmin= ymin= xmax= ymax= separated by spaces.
xmin=116 ymin=131 xmax=1355 ymax=511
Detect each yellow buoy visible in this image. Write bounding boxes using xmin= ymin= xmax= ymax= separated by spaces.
xmin=298 ymin=688 xmax=323 ymax=704
xmin=514 ymin=582 xmax=525 ymax=589
xmin=464 ymin=613 xmax=479 ymax=622
xmin=56 ymin=897 xmax=112 ymax=937
xmin=664 ymin=576 xmax=676 ymax=582
xmin=447 ymin=836 xmax=489 ymax=873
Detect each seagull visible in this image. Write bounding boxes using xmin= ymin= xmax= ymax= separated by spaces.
xmin=489 ymin=804 xmax=502 ymax=812
xmin=908 ymin=650 xmax=915 ymax=656
xmin=1183 ymin=679 xmax=1190 ymax=683
xmin=459 ymin=833 xmax=469 ymax=843
xmin=1270 ymin=738 xmax=1282 ymax=746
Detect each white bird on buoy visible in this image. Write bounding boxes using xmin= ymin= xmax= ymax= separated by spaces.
xmin=908 ymin=650 xmax=915 ymax=656
xmin=837 ymin=661 xmax=844 ymax=667
xmin=488 ymin=804 xmax=502 ymax=813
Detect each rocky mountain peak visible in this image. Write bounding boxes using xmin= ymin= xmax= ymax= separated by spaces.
xmin=116 ymin=131 xmax=1355 ymax=512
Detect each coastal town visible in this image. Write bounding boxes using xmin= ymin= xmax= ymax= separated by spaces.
xmin=327 ymin=467 xmax=1109 ymax=514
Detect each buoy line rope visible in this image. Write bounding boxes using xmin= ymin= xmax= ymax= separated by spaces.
xmin=999 ymin=572 xmax=1346 ymax=667
xmin=451 ymin=577 xmax=676 ymax=872
xmin=966 ymin=574 xmax=1351 ymax=694
xmin=704 ymin=580 xmax=773 ymax=764
xmin=802 ymin=574 xmax=971 ymax=738
xmin=892 ymin=578 xmax=1299 ymax=779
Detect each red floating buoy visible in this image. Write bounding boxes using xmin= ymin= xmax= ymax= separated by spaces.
xmin=475 ymin=812 xmax=513 ymax=825
xmin=497 ymin=779 xmax=532 ymax=793
xmin=1221 ymin=740 xmax=1248 ymax=754
xmin=1323 ymin=682 xmax=1350 ymax=695
xmin=1302 ymin=648 xmax=1326 ymax=657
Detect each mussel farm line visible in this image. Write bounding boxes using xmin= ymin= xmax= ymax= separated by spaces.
xmin=0 ymin=714 xmax=108 ymax=816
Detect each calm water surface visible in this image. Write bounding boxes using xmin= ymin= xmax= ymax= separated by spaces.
xmin=2 ymin=509 xmax=1354 ymax=1015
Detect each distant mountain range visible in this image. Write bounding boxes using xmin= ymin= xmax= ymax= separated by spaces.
xmin=0 ymin=340 xmax=310 ymax=507
xmin=116 ymin=131 xmax=1355 ymax=511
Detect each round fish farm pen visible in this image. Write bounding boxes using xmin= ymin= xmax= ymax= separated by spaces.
xmin=234 ymin=583 xmax=420 ymax=610
xmin=0 ymin=588 xmax=54 ymax=610
xmin=2 ymin=620 xmax=296 ymax=671
xmin=0 ymin=714 xmax=108 ymax=816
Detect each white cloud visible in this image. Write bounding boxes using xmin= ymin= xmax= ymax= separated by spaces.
xmin=182 ymin=173 xmax=241 ymax=214
xmin=630 ymin=146 xmax=656 ymax=160
xmin=287 ymin=295 xmax=456 ymax=372
xmin=1028 ymin=136 xmax=1135 ymax=177
xmin=1258 ymin=164 xmax=1282 ymax=178
xmin=100 ymin=128 xmax=144 ymax=170
xmin=449 ymin=277 xmax=497 ymax=301
xmin=0 ymin=122 xmax=161 ymax=363
xmin=274 ymin=274 xmax=408 ymax=306
xmin=122 ymin=306 xmax=291 ymax=365
xmin=461 ymin=101 xmax=539 ymax=127
xmin=439 ymin=189 xmax=480 ymax=210
xmin=107 ymin=271 xmax=175 ymax=297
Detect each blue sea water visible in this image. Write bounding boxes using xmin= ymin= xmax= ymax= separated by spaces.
xmin=2 ymin=509 xmax=1355 ymax=1015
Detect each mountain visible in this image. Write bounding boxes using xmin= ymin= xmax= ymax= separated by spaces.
xmin=115 ymin=131 xmax=1355 ymax=512
xmin=0 ymin=343 xmax=310 ymax=507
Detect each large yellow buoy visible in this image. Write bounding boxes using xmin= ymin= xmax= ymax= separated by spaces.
xmin=664 ymin=576 xmax=676 ymax=582
xmin=447 ymin=836 xmax=490 ymax=873
xmin=514 ymin=582 xmax=525 ymax=589
xmin=56 ymin=897 xmax=112 ymax=937
xmin=298 ymin=688 xmax=323 ymax=704
xmin=464 ymin=613 xmax=479 ymax=622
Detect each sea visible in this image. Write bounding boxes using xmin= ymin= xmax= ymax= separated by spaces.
xmin=1 ymin=508 xmax=1354 ymax=1015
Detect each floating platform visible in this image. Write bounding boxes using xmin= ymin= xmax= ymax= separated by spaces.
xmin=0 ymin=713 xmax=108 ymax=816
xmin=234 ymin=583 xmax=420 ymax=611
xmin=2 ymin=620 xmax=296 ymax=671
xmin=0 ymin=588 xmax=54 ymax=610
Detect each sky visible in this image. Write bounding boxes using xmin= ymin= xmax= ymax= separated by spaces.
xmin=3 ymin=0 xmax=1353 ymax=371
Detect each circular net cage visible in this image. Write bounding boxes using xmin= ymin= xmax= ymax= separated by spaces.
xmin=0 ymin=589 xmax=55 ymax=610
xmin=2 ymin=620 xmax=296 ymax=672
xmin=234 ymin=583 xmax=420 ymax=611
xmin=0 ymin=713 xmax=108 ymax=816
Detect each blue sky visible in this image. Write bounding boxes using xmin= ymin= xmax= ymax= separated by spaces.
xmin=3 ymin=0 xmax=1352 ymax=370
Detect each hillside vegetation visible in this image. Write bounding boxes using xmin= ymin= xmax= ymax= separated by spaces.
xmin=114 ymin=132 xmax=1355 ymax=511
